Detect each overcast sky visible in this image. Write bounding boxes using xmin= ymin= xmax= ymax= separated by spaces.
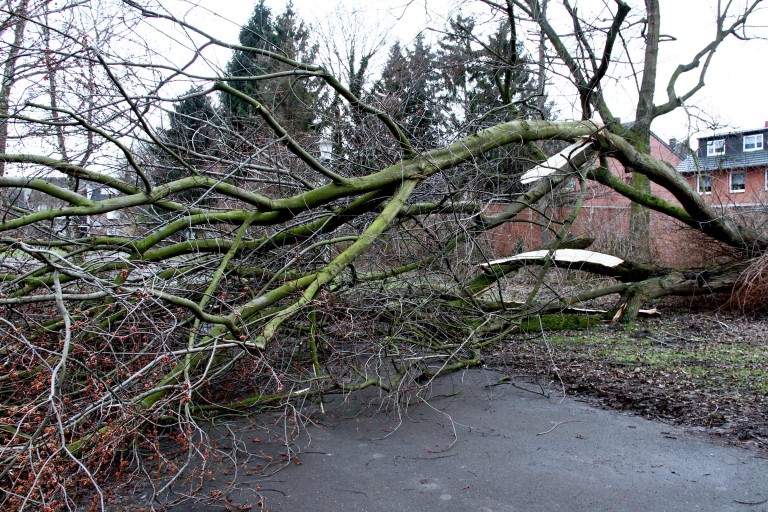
xmin=164 ymin=0 xmax=768 ymax=144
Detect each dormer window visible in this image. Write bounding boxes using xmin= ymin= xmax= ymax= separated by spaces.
xmin=743 ymin=133 xmax=763 ymax=152
xmin=707 ymin=139 xmax=725 ymax=156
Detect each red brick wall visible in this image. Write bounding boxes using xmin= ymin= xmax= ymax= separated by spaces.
xmin=683 ymin=167 xmax=768 ymax=207
xmin=481 ymin=136 xmax=745 ymax=268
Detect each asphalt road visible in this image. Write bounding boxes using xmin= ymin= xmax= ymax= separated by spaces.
xmin=154 ymin=369 xmax=768 ymax=512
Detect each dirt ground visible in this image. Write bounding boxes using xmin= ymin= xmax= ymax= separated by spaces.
xmin=484 ymin=301 xmax=768 ymax=451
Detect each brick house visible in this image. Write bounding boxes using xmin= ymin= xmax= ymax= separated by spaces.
xmin=676 ymin=124 xmax=768 ymax=209
xmin=485 ymin=132 xmax=690 ymax=265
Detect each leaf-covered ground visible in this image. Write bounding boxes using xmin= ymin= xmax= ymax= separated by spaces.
xmin=485 ymin=307 xmax=768 ymax=450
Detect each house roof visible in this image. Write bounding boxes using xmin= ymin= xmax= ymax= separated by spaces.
xmin=676 ymin=150 xmax=768 ymax=173
xmin=698 ymin=125 xmax=767 ymax=141
xmin=676 ymin=124 xmax=768 ymax=173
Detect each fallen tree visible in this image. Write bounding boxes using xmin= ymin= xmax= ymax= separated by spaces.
xmin=0 ymin=0 xmax=765 ymax=509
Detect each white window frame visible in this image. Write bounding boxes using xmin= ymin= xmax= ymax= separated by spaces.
xmin=697 ymin=173 xmax=712 ymax=195
xmin=765 ymin=169 xmax=768 ymax=191
xmin=744 ymin=133 xmax=763 ymax=152
xmin=706 ymin=139 xmax=725 ymax=156
xmin=729 ymin=170 xmax=746 ymax=193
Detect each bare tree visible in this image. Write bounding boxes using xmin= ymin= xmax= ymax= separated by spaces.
xmin=0 ymin=0 xmax=765 ymax=509
xmin=0 ymin=0 xmax=28 ymax=178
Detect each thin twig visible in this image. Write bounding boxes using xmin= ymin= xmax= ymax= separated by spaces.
xmin=537 ymin=420 xmax=579 ymax=436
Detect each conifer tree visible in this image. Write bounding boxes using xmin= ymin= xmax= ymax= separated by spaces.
xmin=373 ymin=34 xmax=443 ymax=151
xmin=148 ymin=87 xmax=217 ymax=214
xmin=438 ymin=14 xmax=549 ymax=196
xmin=163 ymin=87 xmax=217 ymax=167
xmin=224 ymin=0 xmax=319 ymax=134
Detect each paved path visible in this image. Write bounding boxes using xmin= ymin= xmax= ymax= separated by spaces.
xmin=161 ymin=369 xmax=768 ymax=511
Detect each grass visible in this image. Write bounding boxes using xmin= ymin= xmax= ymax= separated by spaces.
xmin=489 ymin=312 xmax=768 ymax=445
xmin=544 ymin=324 xmax=768 ymax=395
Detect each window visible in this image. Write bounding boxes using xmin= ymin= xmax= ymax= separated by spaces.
xmin=730 ymin=171 xmax=746 ymax=193
xmin=744 ymin=134 xmax=763 ymax=152
xmin=706 ymin=139 xmax=725 ymax=156
xmin=697 ymin=173 xmax=712 ymax=194
xmin=744 ymin=133 xmax=763 ymax=151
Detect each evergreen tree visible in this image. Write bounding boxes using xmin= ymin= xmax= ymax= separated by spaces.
xmin=164 ymin=87 xmax=217 ymax=165
xmin=373 ymin=34 xmax=444 ymax=151
xmin=438 ymin=15 xmax=549 ymax=196
xmin=436 ymin=14 xmax=477 ymax=127
xmin=224 ymin=1 xmax=319 ymax=134
xmin=440 ymin=15 xmax=544 ymax=127
xmin=149 ymin=87 xmax=217 ymax=208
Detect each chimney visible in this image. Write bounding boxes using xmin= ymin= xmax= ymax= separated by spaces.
xmin=764 ymin=121 xmax=768 ymax=127
xmin=669 ymin=137 xmax=677 ymax=148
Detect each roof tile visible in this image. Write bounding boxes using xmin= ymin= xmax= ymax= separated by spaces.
xmin=676 ymin=151 xmax=768 ymax=173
